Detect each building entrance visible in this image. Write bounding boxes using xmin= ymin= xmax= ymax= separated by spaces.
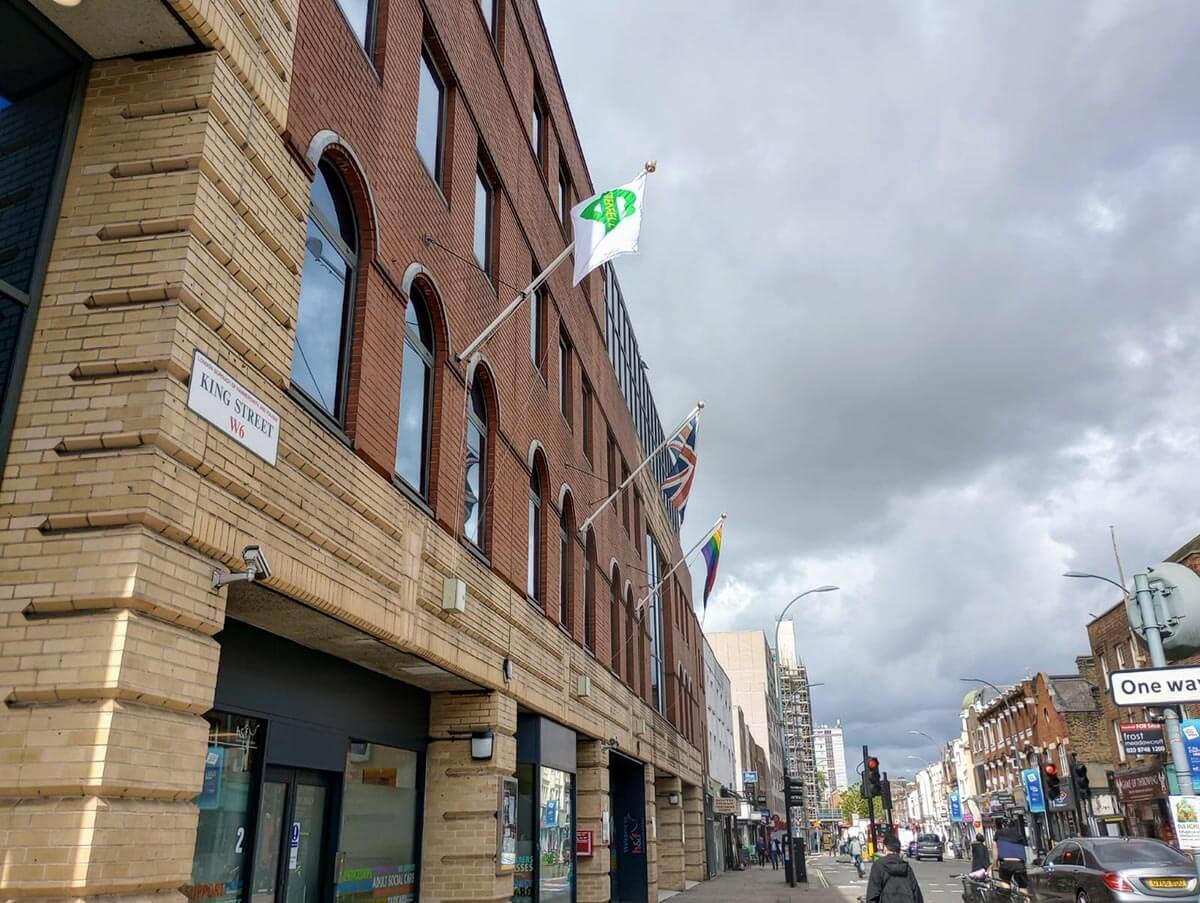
xmin=608 ymin=752 xmax=647 ymax=903
xmin=253 ymin=768 xmax=336 ymax=903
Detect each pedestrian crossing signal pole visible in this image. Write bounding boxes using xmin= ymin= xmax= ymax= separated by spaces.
xmin=863 ymin=747 xmax=878 ymax=857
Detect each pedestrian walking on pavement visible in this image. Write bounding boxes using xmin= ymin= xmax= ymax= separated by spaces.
xmin=770 ymin=838 xmax=780 ymax=870
xmin=849 ymin=835 xmax=865 ymax=879
xmin=866 ymin=834 xmax=925 ymax=903
xmin=755 ymin=838 xmax=766 ymax=868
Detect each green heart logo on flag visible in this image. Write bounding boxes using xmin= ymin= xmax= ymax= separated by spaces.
xmin=581 ymin=188 xmax=637 ymax=235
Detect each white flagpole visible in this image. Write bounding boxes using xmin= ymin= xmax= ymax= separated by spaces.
xmin=577 ymin=400 xmax=703 ymax=537
xmin=456 ymin=160 xmax=657 ymax=365
xmin=634 ymin=513 xmax=725 ymax=617
xmin=457 ymin=241 xmax=574 ymax=365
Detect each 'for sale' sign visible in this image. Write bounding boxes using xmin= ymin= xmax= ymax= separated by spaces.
xmin=1121 ymin=722 xmax=1166 ymax=757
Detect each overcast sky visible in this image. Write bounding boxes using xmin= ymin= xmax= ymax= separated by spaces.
xmin=542 ymin=2 xmax=1200 ymax=782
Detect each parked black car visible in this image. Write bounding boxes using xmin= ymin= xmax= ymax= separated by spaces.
xmin=1028 ymin=837 xmax=1199 ymax=903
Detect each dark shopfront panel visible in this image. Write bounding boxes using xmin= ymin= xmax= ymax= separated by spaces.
xmin=184 ymin=620 xmax=430 ymax=903
xmin=514 ymin=713 xmax=577 ymax=903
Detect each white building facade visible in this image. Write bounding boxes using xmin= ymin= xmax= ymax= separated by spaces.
xmin=813 ymin=722 xmax=849 ymax=798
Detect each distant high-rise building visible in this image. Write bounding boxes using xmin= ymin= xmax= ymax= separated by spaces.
xmin=813 ymin=722 xmax=849 ymax=800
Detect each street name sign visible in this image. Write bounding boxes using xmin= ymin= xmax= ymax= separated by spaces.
xmin=1110 ymin=665 xmax=1200 ymax=706
xmin=187 ymin=349 xmax=280 ymax=465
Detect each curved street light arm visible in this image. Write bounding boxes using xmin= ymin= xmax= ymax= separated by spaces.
xmin=1063 ymin=571 xmax=1130 ymax=597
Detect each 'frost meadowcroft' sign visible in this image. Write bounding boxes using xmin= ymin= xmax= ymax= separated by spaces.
xmin=187 ymin=350 xmax=280 ymax=465
xmin=1110 ymin=665 xmax=1200 ymax=707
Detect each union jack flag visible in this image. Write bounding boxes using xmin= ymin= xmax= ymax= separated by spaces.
xmin=661 ymin=415 xmax=699 ymax=519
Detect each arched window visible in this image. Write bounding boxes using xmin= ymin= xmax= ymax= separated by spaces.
xmin=292 ymin=159 xmax=358 ymax=422
xmin=558 ymin=495 xmax=574 ymax=631
xmin=395 ymin=287 xmax=434 ymax=495
xmin=624 ymin=585 xmax=636 ymax=690
xmin=610 ymin=565 xmax=622 ymax=673
xmin=527 ymin=459 xmax=545 ymax=601
xmin=584 ymin=531 xmax=596 ymax=652
xmin=464 ymin=381 xmax=488 ymax=548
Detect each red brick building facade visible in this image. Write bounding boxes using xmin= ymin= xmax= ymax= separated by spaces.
xmin=0 ymin=0 xmax=707 ymax=898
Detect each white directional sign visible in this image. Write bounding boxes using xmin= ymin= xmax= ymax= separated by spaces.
xmin=1111 ymin=666 xmax=1200 ymax=706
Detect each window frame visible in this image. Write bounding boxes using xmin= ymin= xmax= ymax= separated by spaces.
xmin=583 ymin=532 xmax=596 ymax=653
xmin=558 ymin=504 xmax=573 ymax=632
xmin=464 ymin=381 xmax=489 ymax=551
xmin=478 ymin=0 xmax=498 ymax=41
xmin=527 ymin=463 xmax=544 ymax=603
xmin=291 ymin=159 xmax=360 ymax=429
xmin=558 ymin=332 xmax=572 ymax=426
xmin=610 ymin=566 xmax=622 ymax=674
xmin=580 ymin=377 xmax=594 ymax=465
xmin=531 ymin=88 xmax=547 ymax=169
xmin=394 ymin=288 xmax=436 ymax=498
xmin=0 ymin=6 xmax=87 ymax=487
xmin=416 ymin=48 xmax=447 ymax=187
xmin=558 ymin=160 xmax=571 ymax=230
xmin=473 ymin=165 xmax=494 ymax=278
xmin=529 ymin=278 xmax=547 ymax=375
xmin=332 ymin=0 xmax=380 ymax=54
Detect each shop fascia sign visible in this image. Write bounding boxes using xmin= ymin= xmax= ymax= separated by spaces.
xmin=187 ymin=349 xmax=280 ymax=465
xmin=1114 ymin=766 xmax=1169 ymax=803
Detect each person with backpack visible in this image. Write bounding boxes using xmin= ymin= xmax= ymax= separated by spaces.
xmin=865 ymin=834 xmax=925 ymax=903
xmin=993 ymin=819 xmax=1029 ymax=888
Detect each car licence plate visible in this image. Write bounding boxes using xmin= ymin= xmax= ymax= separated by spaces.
xmin=1146 ymin=879 xmax=1189 ymax=889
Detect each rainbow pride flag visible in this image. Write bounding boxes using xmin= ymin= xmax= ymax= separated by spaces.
xmin=701 ymin=525 xmax=722 ymax=608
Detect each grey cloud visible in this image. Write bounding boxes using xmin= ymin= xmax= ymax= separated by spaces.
xmin=542 ymin=1 xmax=1200 ymax=774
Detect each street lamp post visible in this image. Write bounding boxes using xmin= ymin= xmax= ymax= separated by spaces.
xmin=1065 ymin=571 xmax=1195 ymax=798
xmin=774 ymin=585 xmax=838 ymax=888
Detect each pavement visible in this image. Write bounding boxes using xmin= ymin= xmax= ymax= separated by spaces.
xmin=670 ymin=852 xmax=971 ymax=903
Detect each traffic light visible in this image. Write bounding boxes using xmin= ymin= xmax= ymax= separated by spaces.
xmin=1075 ymin=763 xmax=1090 ymax=793
xmin=864 ymin=755 xmax=883 ymax=798
xmin=1043 ymin=763 xmax=1061 ymax=800
xmin=787 ymin=778 xmax=805 ymax=807
xmin=881 ymin=778 xmax=893 ymax=811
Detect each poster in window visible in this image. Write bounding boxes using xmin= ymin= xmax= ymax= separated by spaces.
xmin=498 ymin=776 xmax=518 ymax=874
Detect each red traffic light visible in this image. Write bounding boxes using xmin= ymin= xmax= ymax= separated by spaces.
xmin=867 ymin=757 xmax=879 ymax=770
xmin=1044 ymin=764 xmax=1058 ymax=777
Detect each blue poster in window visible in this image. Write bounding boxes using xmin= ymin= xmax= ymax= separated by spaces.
xmin=196 ymin=745 xmax=223 ymax=810
xmin=545 ymin=799 xmax=558 ymax=828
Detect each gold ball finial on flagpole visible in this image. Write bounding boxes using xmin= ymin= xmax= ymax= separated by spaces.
xmin=644 ymin=160 xmax=657 ymax=173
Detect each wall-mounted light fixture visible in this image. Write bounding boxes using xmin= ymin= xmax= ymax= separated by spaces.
xmin=471 ymin=730 xmax=495 ymax=761
xmin=667 ymin=791 xmax=681 ymax=806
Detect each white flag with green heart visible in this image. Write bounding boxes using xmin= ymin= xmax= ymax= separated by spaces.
xmin=570 ymin=173 xmax=646 ymax=286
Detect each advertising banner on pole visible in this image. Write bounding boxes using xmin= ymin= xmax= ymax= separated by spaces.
xmin=1181 ymin=720 xmax=1200 ymax=785
xmin=948 ymin=789 xmax=963 ymax=822
xmin=1022 ymin=768 xmax=1046 ymax=814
